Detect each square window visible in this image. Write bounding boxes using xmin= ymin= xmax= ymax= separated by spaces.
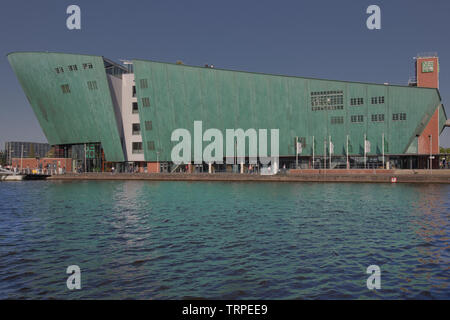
xmin=132 ymin=102 xmax=139 ymax=114
xmin=132 ymin=142 xmax=143 ymax=154
xmin=132 ymin=123 xmax=141 ymax=135
xmin=142 ymin=97 xmax=150 ymax=107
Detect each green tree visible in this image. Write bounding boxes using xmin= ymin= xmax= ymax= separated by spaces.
xmin=28 ymin=144 xmax=35 ymax=158
xmin=46 ymin=147 xmax=55 ymax=158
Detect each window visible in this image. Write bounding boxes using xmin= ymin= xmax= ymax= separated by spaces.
xmin=145 ymin=121 xmax=152 ymax=131
xmin=132 ymin=102 xmax=139 ymax=114
xmin=371 ymin=96 xmax=385 ymax=104
xmin=132 ymin=142 xmax=143 ymax=154
xmin=68 ymin=65 xmax=78 ymax=71
xmin=310 ymin=90 xmax=344 ymax=111
xmin=350 ymin=98 xmax=364 ymax=106
xmin=140 ymin=79 xmax=148 ymax=89
xmin=132 ymin=123 xmax=141 ymax=135
xmin=132 ymin=86 xmax=136 ymax=97
xmin=392 ymin=113 xmax=406 ymax=121
xmin=142 ymin=97 xmax=150 ymax=107
xmin=371 ymin=114 xmax=384 ymax=122
xmin=147 ymin=141 xmax=155 ymax=151
xmin=61 ymin=84 xmax=71 ymax=94
xmin=87 ymin=81 xmax=98 ymax=90
xmin=82 ymin=63 xmax=93 ymax=69
xmin=331 ymin=116 xmax=344 ymax=124
xmin=351 ymin=115 xmax=364 ymax=123
xmin=55 ymin=67 xmax=64 ymax=74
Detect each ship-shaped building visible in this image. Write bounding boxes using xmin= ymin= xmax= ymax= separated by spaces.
xmin=8 ymin=52 xmax=448 ymax=172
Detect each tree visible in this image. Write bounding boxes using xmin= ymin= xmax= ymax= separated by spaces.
xmin=176 ymin=60 xmax=184 ymax=65
xmin=46 ymin=147 xmax=55 ymax=158
xmin=0 ymin=150 xmax=6 ymax=166
xmin=28 ymin=144 xmax=35 ymax=158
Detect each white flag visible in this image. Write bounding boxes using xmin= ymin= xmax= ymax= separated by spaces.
xmin=296 ymin=142 xmax=302 ymax=154
xmin=365 ymin=140 xmax=371 ymax=153
xmin=329 ymin=141 xmax=334 ymax=154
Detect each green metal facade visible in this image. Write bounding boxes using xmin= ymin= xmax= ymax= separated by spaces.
xmin=7 ymin=52 xmax=446 ymax=163
xmin=8 ymin=52 xmax=125 ymax=161
xmin=133 ymin=59 xmax=444 ymax=161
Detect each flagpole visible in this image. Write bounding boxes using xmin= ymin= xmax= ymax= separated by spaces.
xmin=295 ymin=136 xmax=298 ymax=169
xmin=346 ymin=135 xmax=349 ymax=169
xmin=312 ymin=136 xmax=315 ymax=169
xmin=324 ymin=137 xmax=326 ymax=170
xmin=329 ymin=135 xmax=331 ymax=169
xmin=382 ymin=132 xmax=385 ymax=169
xmin=364 ymin=134 xmax=367 ymax=169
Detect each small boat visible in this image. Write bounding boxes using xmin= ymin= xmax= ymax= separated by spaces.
xmin=0 ymin=168 xmax=49 ymax=181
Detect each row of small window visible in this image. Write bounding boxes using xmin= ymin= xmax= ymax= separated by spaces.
xmin=371 ymin=96 xmax=385 ymax=104
xmin=311 ymin=95 xmax=344 ymax=107
xmin=350 ymin=113 xmax=406 ymax=123
xmin=311 ymin=105 xmax=344 ymax=111
xmin=55 ymin=63 xmax=93 ymax=74
xmin=351 ymin=115 xmax=364 ymax=123
xmin=311 ymin=90 xmax=343 ymax=96
xmin=87 ymin=81 xmax=98 ymax=90
xmin=350 ymin=98 xmax=364 ymax=106
xmin=132 ymin=121 xmax=152 ymax=135
xmin=132 ymin=141 xmax=155 ymax=153
xmin=61 ymin=81 xmax=98 ymax=94
xmin=393 ymin=113 xmax=407 ymax=121
xmin=371 ymin=114 xmax=384 ymax=122
xmin=331 ymin=116 xmax=344 ymax=124
xmin=333 ymin=114 xmax=384 ymax=124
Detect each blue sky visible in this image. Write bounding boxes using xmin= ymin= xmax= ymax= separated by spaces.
xmin=1 ymin=0 xmax=449 ymax=148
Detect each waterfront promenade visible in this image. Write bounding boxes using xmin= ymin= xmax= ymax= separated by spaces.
xmin=48 ymin=169 xmax=450 ymax=183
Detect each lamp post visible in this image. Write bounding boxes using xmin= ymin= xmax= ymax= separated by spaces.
xmin=382 ymin=133 xmax=385 ymax=169
xmin=20 ymin=144 xmax=23 ymax=173
xmin=156 ymin=151 xmax=160 ymax=173
xmin=429 ymin=135 xmax=432 ymax=171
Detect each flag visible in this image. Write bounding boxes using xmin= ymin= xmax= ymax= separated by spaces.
xmin=329 ymin=141 xmax=334 ymax=154
xmin=365 ymin=140 xmax=371 ymax=153
xmin=296 ymin=142 xmax=302 ymax=154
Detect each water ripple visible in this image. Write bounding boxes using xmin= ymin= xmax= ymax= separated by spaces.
xmin=0 ymin=181 xmax=448 ymax=299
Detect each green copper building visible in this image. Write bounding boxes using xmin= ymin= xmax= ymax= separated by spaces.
xmin=8 ymin=51 xmax=448 ymax=172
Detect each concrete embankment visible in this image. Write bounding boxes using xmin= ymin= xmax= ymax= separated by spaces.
xmin=48 ymin=170 xmax=450 ymax=183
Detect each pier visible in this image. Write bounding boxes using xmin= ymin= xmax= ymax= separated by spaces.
xmin=48 ymin=169 xmax=450 ymax=183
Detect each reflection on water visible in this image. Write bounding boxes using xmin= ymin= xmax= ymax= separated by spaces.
xmin=0 ymin=181 xmax=448 ymax=299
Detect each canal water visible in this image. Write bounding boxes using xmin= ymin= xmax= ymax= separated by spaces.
xmin=0 ymin=181 xmax=448 ymax=299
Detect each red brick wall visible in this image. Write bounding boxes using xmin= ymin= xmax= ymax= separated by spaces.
xmin=147 ymin=162 xmax=160 ymax=173
xmin=418 ymin=107 xmax=440 ymax=155
xmin=415 ymin=57 xmax=440 ymax=155
xmin=417 ymin=57 xmax=439 ymax=89
xmin=11 ymin=158 xmax=72 ymax=172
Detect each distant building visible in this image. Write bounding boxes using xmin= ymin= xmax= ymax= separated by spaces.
xmin=4 ymin=141 xmax=51 ymax=164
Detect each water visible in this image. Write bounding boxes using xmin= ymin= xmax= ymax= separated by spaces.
xmin=0 ymin=180 xmax=448 ymax=299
